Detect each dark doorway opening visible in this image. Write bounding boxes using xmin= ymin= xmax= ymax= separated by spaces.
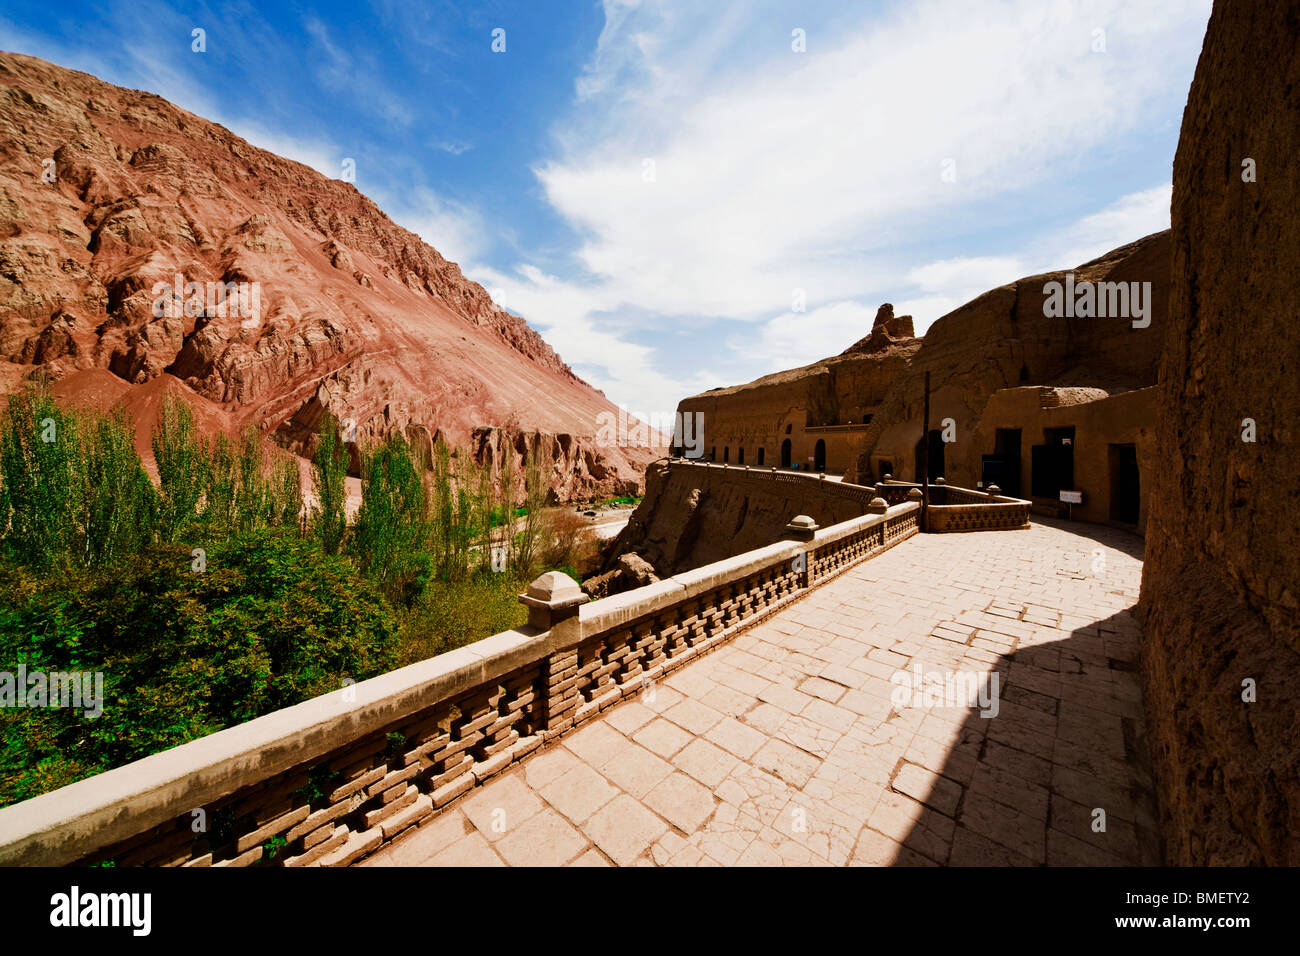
xmin=876 ymin=460 xmax=891 ymax=481
xmin=723 ymin=446 xmax=729 ymax=463
xmin=1109 ymin=443 xmax=1140 ymax=523
xmin=914 ymin=429 xmax=945 ymax=482
xmin=813 ymin=439 xmax=826 ymax=472
xmin=757 ymin=447 xmax=765 ymax=466
xmin=738 ymin=447 xmax=745 ymax=465
xmin=780 ymin=439 xmax=792 ymax=468
xmin=990 ymin=428 xmax=1022 ymax=495
xmin=1031 ymin=426 xmax=1075 ymax=498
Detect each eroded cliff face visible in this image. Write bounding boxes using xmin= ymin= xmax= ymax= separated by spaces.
xmin=1138 ymin=0 xmax=1300 ymax=865
xmin=0 ymin=52 xmax=655 ymax=498
xmin=847 ymin=232 xmax=1171 ymax=485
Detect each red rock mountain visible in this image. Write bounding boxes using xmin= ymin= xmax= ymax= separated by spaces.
xmin=0 ymin=52 xmax=657 ymax=499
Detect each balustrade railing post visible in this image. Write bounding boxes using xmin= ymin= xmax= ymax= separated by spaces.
xmin=782 ymin=514 xmax=818 ymax=588
xmin=519 ymin=571 xmax=589 ymax=736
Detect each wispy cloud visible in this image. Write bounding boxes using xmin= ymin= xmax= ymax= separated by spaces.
xmin=479 ymin=0 xmax=1205 ymax=412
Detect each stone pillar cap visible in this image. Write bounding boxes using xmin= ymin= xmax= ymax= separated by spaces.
xmin=786 ymin=515 xmax=819 ymax=532
xmin=907 ymin=488 xmax=923 ymax=500
xmin=519 ymin=571 xmax=589 ymax=610
xmin=935 ymin=476 xmax=945 ymax=484
xmin=868 ymin=497 xmax=889 ymax=512
xmin=987 ymin=484 xmax=1001 ymax=496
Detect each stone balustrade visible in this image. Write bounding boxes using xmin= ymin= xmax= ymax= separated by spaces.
xmin=666 ymin=459 xmax=1029 ymax=529
xmin=0 ymin=500 xmax=923 ymax=868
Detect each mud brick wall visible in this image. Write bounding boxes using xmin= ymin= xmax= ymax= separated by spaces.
xmin=1138 ymin=0 xmax=1300 ymax=865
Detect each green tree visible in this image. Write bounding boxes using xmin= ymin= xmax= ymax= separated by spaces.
xmin=0 ymin=383 xmax=81 ymax=569
xmin=513 ymin=437 xmax=550 ymax=576
xmin=80 ymin=407 xmax=156 ymax=566
xmin=152 ymin=395 xmax=207 ymax=543
xmin=352 ymin=432 xmax=426 ymax=593
xmin=311 ymin=414 xmax=348 ymax=555
xmin=234 ymin=426 xmax=269 ymax=536
xmin=268 ymin=455 xmax=303 ymax=530
xmin=203 ymin=432 xmax=237 ymax=536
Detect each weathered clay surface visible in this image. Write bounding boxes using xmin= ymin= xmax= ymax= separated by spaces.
xmin=0 ymin=53 xmax=656 ymax=499
xmin=840 ymin=303 xmax=915 ymax=355
xmin=1138 ymin=0 xmax=1300 ymax=866
xmin=846 ymin=231 xmax=1170 ymax=486
xmin=603 ymin=461 xmax=868 ymax=576
xmin=676 ymin=306 xmax=920 ymax=473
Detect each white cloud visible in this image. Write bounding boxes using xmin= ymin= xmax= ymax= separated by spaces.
xmin=464 ymin=261 xmax=717 ymax=417
xmin=225 ymin=122 xmax=343 ymax=180
xmin=894 ymin=256 xmax=1026 ymax=331
xmin=535 ymin=0 xmax=1208 ymax=325
xmin=1045 ymin=182 xmax=1172 ymax=269
xmin=493 ymin=0 xmax=1204 ymax=412
xmin=389 ymin=188 xmax=489 ymax=269
xmin=728 ymin=301 xmax=882 ymax=371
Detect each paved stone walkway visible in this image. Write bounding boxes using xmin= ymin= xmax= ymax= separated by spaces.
xmin=361 ymin=517 xmax=1160 ymax=867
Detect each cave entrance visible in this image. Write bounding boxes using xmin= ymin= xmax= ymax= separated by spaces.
xmin=1109 ymin=443 xmax=1140 ymax=524
xmin=981 ymin=428 xmax=1022 ymax=495
xmin=1031 ymin=426 xmax=1075 ymax=498
xmin=814 ymin=439 xmax=826 ymax=472
xmin=914 ymin=429 xmax=945 ymax=482
xmin=780 ymin=439 xmax=792 ymax=468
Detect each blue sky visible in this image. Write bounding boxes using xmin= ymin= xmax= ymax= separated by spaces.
xmin=1 ymin=0 xmax=1212 ymax=416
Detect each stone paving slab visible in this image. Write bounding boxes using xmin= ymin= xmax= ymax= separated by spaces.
xmin=359 ymin=517 xmax=1160 ymax=867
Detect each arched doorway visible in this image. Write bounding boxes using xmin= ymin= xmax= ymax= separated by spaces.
xmin=814 ymin=439 xmax=826 ymax=472
xmin=757 ymin=447 xmax=765 ymax=466
xmin=780 ymin=439 xmax=792 ymax=468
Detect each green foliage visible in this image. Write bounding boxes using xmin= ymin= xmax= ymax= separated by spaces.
xmin=0 ymin=388 xmax=601 ymax=809
xmin=512 ymin=438 xmax=550 ymax=577
xmin=428 ymin=442 xmax=491 ymax=582
xmin=268 ymin=456 xmax=303 ymax=530
xmin=203 ymin=432 xmax=238 ymax=536
xmin=153 ymin=395 xmax=207 ymax=542
xmin=396 ymin=571 xmax=529 ymax=666
xmin=311 ymin=414 xmax=348 ymax=555
xmin=0 ymin=384 xmax=157 ymax=570
xmin=0 ymin=530 xmax=398 ymax=808
xmin=81 ymin=408 xmax=156 ymax=566
xmin=234 ymin=426 xmax=269 ymax=536
xmin=352 ymin=433 xmax=426 ymax=598
xmin=0 ymin=383 xmax=81 ymax=569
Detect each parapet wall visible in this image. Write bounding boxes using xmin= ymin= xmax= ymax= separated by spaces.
xmin=0 ymin=501 xmax=922 ymax=867
xmin=604 ymin=461 xmax=1030 ymax=575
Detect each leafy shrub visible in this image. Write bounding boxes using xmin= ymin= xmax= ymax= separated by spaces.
xmin=153 ymin=395 xmax=207 ymax=543
xmin=0 ymin=384 xmax=84 ymax=569
xmin=311 ymin=414 xmax=349 ymax=555
xmin=352 ymin=433 xmax=427 ymax=599
xmin=396 ymin=571 xmax=528 ymax=666
xmin=0 ymin=530 xmax=398 ymax=808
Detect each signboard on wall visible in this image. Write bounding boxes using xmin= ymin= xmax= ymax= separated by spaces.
xmin=1060 ymin=490 xmax=1083 ymax=504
